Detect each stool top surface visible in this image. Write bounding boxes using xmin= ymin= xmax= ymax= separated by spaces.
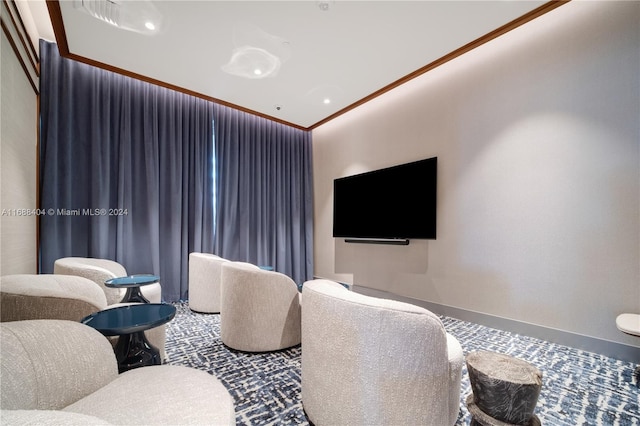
xmin=466 ymin=351 xmax=542 ymax=385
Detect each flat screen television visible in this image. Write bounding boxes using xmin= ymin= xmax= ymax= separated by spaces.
xmin=333 ymin=157 xmax=437 ymax=241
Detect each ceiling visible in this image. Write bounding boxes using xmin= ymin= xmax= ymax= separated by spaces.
xmin=41 ymin=1 xmax=563 ymax=130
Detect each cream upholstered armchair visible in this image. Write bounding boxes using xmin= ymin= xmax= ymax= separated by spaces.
xmin=53 ymin=257 xmax=161 ymax=305
xmin=301 ymin=279 xmax=464 ymax=426
xmin=188 ymin=252 xmax=229 ymax=313
xmin=0 ymin=319 xmax=235 ymax=425
xmin=220 ymin=261 xmax=301 ymax=352
xmin=0 ymin=274 xmax=166 ymax=360
xmin=1 ymin=274 xmax=107 ymax=322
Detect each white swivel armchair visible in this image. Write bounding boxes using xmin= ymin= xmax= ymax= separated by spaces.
xmin=301 ymin=279 xmax=464 ymax=426
xmin=188 ymin=252 xmax=229 ymax=313
xmin=53 ymin=257 xmax=161 ymax=305
xmin=220 ymin=262 xmax=301 ymax=352
xmin=0 ymin=319 xmax=235 ymax=425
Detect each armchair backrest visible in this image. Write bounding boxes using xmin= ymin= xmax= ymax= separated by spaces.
xmin=54 ymin=257 xmax=127 ymax=305
xmin=221 ymin=261 xmax=299 ymax=296
xmin=0 ymin=320 xmax=118 ymax=410
xmin=188 ymin=252 xmax=229 ymax=313
xmin=220 ymin=261 xmax=301 ymax=351
xmin=301 ymin=279 xmax=452 ymax=426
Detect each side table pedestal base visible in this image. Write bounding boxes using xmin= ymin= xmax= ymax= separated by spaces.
xmin=114 ymin=331 xmax=161 ymax=373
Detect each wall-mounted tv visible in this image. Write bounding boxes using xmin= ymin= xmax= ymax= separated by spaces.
xmin=333 ymin=157 xmax=437 ymax=242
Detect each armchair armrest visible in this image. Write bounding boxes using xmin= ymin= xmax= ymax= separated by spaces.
xmin=0 ymin=274 xmax=107 ymax=322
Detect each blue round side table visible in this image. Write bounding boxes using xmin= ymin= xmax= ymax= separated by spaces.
xmin=82 ymin=303 xmax=176 ymax=373
xmin=105 ymin=274 xmax=159 ymax=303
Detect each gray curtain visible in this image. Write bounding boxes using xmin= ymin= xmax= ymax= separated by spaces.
xmin=39 ymin=41 xmax=215 ymax=302
xmin=39 ymin=41 xmax=314 ymax=300
xmin=212 ymin=105 xmax=314 ymax=286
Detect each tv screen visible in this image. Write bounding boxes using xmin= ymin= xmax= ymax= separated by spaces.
xmin=333 ymin=157 xmax=437 ymax=241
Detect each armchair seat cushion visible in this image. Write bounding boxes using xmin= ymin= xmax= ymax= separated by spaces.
xmin=1 ymin=320 xmax=235 ymax=425
xmin=64 ymin=365 xmax=235 ymax=425
xmin=2 ymin=410 xmax=111 ymax=425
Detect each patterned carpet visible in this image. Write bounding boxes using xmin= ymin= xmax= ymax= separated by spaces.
xmin=165 ymin=302 xmax=639 ymax=425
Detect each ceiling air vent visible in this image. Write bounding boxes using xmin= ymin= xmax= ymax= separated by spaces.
xmin=75 ymin=0 xmax=121 ymax=27
xmin=73 ymin=0 xmax=162 ymax=35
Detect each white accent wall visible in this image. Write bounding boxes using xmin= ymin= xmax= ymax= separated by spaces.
xmin=1 ymin=19 xmax=38 ymax=274
xmin=312 ymin=1 xmax=640 ymax=348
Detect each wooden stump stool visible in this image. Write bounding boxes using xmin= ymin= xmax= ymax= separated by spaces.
xmin=466 ymin=351 xmax=542 ymax=426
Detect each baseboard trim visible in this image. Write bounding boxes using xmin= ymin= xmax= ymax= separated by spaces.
xmin=351 ymin=285 xmax=640 ymax=364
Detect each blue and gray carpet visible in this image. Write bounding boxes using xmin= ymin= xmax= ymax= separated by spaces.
xmin=165 ymin=302 xmax=639 ymax=425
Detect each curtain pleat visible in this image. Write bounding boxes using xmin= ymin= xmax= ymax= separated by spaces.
xmin=39 ymin=40 xmax=314 ymax=299
xmin=212 ymin=105 xmax=314 ymax=285
xmin=39 ymin=41 xmax=215 ymax=301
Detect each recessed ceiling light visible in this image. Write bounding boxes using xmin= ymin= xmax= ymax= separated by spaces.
xmin=222 ymin=46 xmax=282 ymax=79
xmin=305 ymin=84 xmax=343 ymax=107
xmin=145 ymin=21 xmax=155 ymax=31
